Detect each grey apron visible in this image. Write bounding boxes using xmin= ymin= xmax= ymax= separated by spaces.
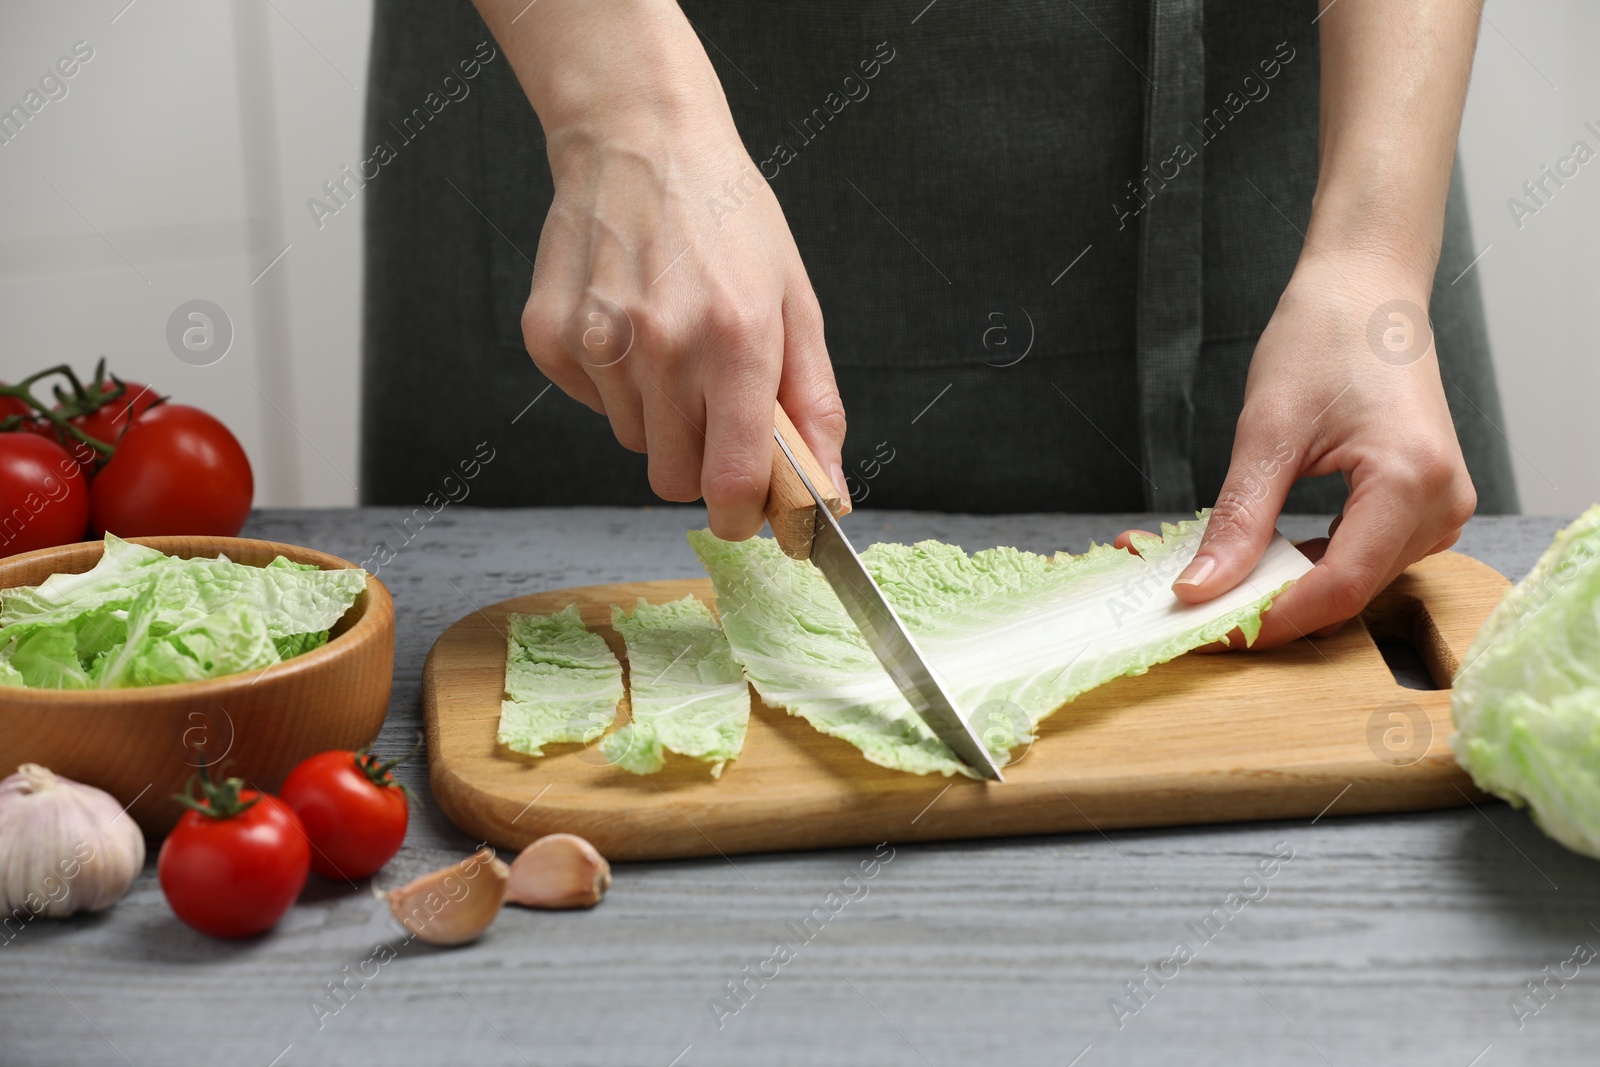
xmin=359 ymin=0 xmax=1518 ymax=515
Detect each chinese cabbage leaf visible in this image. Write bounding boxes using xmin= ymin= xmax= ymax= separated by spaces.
xmin=601 ymin=596 xmax=750 ymax=776
xmin=498 ymin=605 xmax=624 ymax=756
xmin=1452 ymin=504 xmax=1600 ymax=859
xmin=0 ymin=534 xmax=366 ymax=689
xmin=689 ymin=512 xmax=1312 ymax=778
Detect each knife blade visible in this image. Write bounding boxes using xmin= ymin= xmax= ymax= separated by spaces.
xmin=765 ymin=410 xmax=1005 ymax=781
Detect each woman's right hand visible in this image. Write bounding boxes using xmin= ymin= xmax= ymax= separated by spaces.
xmin=479 ymin=0 xmax=846 ymax=540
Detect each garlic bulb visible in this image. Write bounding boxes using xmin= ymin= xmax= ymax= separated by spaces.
xmin=506 ymin=833 xmax=610 ymax=909
xmin=387 ymin=847 xmax=509 ymax=945
xmin=0 ymin=764 xmax=145 ymax=919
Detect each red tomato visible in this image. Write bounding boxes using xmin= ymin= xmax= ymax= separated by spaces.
xmin=280 ymin=749 xmax=411 ymax=880
xmin=90 ymin=380 xmax=160 ymax=428
xmin=0 ymin=434 xmax=90 ymax=556
xmin=159 ymin=790 xmax=311 ymax=939
xmin=0 ymin=390 xmax=31 ymax=424
xmin=90 ymin=403 xmax=252 ymax=537
xmin=59 ymin=381 xmax=161 ymax=473
xmin=0 ymin=386 xmax=48 ymax=437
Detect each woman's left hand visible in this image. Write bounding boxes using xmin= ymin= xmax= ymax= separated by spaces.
xmin=1123 ymin=249 xmax=1478 ymax=649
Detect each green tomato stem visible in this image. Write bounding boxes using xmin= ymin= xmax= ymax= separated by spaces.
xmin=0 ymin=364 xmax=123 ymax=459
xmin=172 ymin=747 xmax=261 ymax=820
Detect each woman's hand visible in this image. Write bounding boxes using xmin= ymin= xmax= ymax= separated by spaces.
xmin=477 ymin=0 xmax=846 ymax=540
xmin=526 ymin=113 xmax=845 ymax=540
xmin=1164 ymin=251 xmax=1476 ymax=648
xmin=1130 ymin=0 xmax=1486 ymax=648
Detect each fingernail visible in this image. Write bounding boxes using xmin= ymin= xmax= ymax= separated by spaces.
xmin=1174 ymin=554 xmax=1216 ymax=588
xmin=829 ymin=462 xmax=849 ymax=500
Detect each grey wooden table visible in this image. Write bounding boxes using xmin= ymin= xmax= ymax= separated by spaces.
xmin=5 ymin=509 xmax=1596 ymax=1067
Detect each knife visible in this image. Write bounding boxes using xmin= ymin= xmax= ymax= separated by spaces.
xmin=762 ymin=404 xmax=1005 ymax=781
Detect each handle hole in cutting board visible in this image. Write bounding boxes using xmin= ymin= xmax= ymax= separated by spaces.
xmin=1374 ymin=637 xmax=1439 ymax=690
xmin=1360 ymin=591 xmax=1457 ymax=691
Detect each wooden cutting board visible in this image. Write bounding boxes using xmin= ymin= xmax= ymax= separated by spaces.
xmin=422 ymin=551 xmax=1508 ymax=862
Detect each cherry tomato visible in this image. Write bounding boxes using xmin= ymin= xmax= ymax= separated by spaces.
xmin=0 ymin=434 xmax=90 ymax=557
xmin=89 ymin=380 xmax=160 ymax=429
xmin=280 ymin=747 xmax=412 ymax=881
xmin=159 ymin=777 xmax=310 ymax=939
xmin=90 ymin=403 xmax=253 ymax=537
xmin=0 ymin=389 xmax=31 ymax=424
xmin=58 ymin=381 xmax=161 ymax=474
xmin=0 ymin=386 xmax=49 ymax=437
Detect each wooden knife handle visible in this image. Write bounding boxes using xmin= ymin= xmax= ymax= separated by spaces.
xmin=765 ymin=402 xmax=850 ymax=560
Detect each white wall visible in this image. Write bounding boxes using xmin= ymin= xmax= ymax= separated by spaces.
xmin=1456 ymin=2 xmax=1600 ymax=514
xmin=0 ymin=1 xmax=1594 ymax=513
xmin=0 ymin=0 xmax=369 ymax=507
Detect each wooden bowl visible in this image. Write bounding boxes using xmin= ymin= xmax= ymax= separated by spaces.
xmin=0 ymin=535 xmax=394 ymax=838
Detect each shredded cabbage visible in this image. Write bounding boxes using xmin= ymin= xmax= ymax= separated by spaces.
xmin=0 ymin=534 xmax=365 ymax=689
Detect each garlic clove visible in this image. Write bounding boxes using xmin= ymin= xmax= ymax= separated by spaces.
xmin=386 ymin=847 xmax=508 ymax=946
xmin=0 ymin=764 xmax=145 ymax=922
xmin=506 ymin=833 xmax=611 ymax=910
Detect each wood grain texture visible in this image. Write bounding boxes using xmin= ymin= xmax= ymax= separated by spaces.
xmin=11 ymin=510 xmax=1596 ymax=1067
xmin=423 ymin=551 xmax=1507 ymax=861
xmin=765 ymin=402 xmax=848 ymax=559
xmin=0 ymin=535 xmax=394 ymax=837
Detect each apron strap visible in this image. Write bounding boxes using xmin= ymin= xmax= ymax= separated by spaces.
xmin=1134 ymin=0 xmax=1205 ymax=511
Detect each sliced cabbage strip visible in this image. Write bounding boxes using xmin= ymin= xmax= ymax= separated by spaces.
xmin=601 ymin=596 xmax=750 ymax=776
xmin=498 ymin=605 xmax=623 ymax=757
